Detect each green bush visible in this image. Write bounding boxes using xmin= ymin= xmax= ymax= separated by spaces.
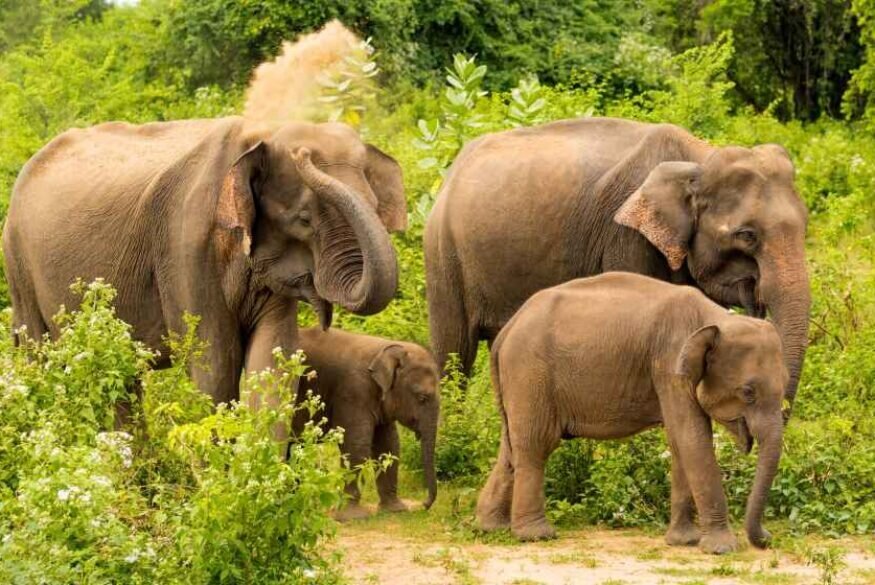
xmin=0 ymin=282 xmax=347 ymax=583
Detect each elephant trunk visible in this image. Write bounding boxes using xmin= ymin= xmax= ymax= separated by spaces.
xmin=292 ymin=148 xmax=398 ymax=315
xmin=420 ymin=416 xmax=438 ymax=510
xmin=759 ymin=240 xmax=811 ymax=409
xmin=744 ymin=414 xmax=783 ymax=548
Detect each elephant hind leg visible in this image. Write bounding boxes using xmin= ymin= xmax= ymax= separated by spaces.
xmin=476 ymin=425 xmax=514 ymax=531
xmin=6 ymin=263 xmax=49 ymax=344
xmin=427 ymin=274 xmax=479 ymax=378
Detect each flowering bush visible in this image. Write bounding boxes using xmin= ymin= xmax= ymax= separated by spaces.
xmin=0 ymin=281 xmax=347 ymax=583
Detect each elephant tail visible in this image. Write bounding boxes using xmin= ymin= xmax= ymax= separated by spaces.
xmin=489 ymin=332 xmax=512 ymax=460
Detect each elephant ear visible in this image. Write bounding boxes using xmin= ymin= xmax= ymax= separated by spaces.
xmin=365 ymin=144 xmax=407 ymax=232
xmin=676 ymin=324 xmax=720 ymax=386
xmin=614 ymin=161 xmax=702 ymax=271
xmin=368 ymin=344 xmax=408 ymax=400
xmin=215 ymin=141 xmax=266 ymax=262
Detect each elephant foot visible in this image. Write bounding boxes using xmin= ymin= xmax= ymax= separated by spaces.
xmin=747 ymin=526 xmax=772 ymax=549
xmin=334 ymin=503 xmax=373 ymax=522
xmin=476 ymin=496 xmax=512 ymax=532
xmin=379 ymin=498 xmax=410 ymax=514
xmin=699 ymin=529 xmax=738 ymax=555
xmin=512 ymin=518 xmax=557 ymax=542
xmin=665 ymin=522 xmax=701 ymax=546
xmin=476 ymin=509 xmax=511 ymax=532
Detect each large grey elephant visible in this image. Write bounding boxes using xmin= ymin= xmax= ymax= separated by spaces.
xmin=3 ymin=117 xmax=406 ymax=404
xmin=477 ymin=273 xmax=787 ymax=554
xmin=425 ymin=117 xmax=810 ymax=409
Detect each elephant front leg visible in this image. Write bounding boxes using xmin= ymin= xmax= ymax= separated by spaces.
xmin=476 ymin=426 xmax=514 ymax=531
xmin=665 ymin=450 xmax=701 ymax=546
xmin=334 ymin=419 xmax=376 ymax=522
xmin=508 ymin=412 xmax=560 ymax=541
xmin=373 ymin=423 xmax=408 ymax=513
xmin=662 ymin=413 xmax=737 ymax=553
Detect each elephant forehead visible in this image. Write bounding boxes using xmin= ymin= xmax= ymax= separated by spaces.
xmin=271 ymin=122 xmax=366 ymax=163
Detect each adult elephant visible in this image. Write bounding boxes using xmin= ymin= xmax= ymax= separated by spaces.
xmin=3 ymin=117 xmax=406 ymax=404
xmin=425 ymin=117 xmax=810 ymax=409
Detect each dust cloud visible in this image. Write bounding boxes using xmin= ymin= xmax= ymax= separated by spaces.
xmin=243 ymin=20 xmax=364 ymax=124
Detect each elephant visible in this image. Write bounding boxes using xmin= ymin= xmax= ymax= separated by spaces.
xmin=295 ymin=327 xmax=440 ymax=520
xmin=3 ymin=117 xmax=406 ymax=407
xmin=425 ymin=117 xmax=809 ymax=412
xmin=476 ymin=272 xmax=787 ymax=554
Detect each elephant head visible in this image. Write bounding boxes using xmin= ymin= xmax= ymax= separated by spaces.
xmin=615 ymin=145 xmax=810 ymax=408
xmin=217 ymin=121 xmax=406 ymax=327
xmin=677 ymin=316 xmax=788 ymax=549
xmin=369 ymin=343 xmax=441 ymax=509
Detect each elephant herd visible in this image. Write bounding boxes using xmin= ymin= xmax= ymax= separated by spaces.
xmin=3 ymin=114 xmax=811 ymax=555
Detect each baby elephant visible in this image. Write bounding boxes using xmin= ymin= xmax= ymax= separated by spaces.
xmin=297 ymin=327 xmax=440 ymax=521
xmin=477 ymin=272 xmax=787 ymax=554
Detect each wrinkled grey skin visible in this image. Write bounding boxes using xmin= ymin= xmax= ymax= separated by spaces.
xmin=425 ymin=117 xmax=809 ymax=412
xmin=477 ymin=273 xmax=787 ymax=554
xmin=296 ymin=327 xmax=440 ymax=520
xmin=3 ymin=118 xmax=406 ymax=405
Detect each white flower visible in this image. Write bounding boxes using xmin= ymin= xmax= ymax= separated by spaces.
xmin=2 ymin=534 xmax=11 ymax=545
xmin=124 ymin=550 xmax=141 ymax=564
xmin=660 ymin=449 xmax=671 ymax=459
xmin=57 ymin=488 xmax=71 ymax=502
xmin=303 ymin=568 xmax=317 ymax=579
xmin=92 ymin=476 xmax=112 ymax=488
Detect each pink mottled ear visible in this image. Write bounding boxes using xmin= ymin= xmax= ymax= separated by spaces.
xmin=215 ymin=142 xmax=265 ymax=262
xmin=614 ymin=161 xmax=701 ymax=272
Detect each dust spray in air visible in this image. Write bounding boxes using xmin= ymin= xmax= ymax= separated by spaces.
xmin=242 ymin=19 xmax=372 ymax=125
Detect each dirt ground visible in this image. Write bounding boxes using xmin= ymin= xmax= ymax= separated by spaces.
xmin=334 ymin=497 xmax=875 ymax=585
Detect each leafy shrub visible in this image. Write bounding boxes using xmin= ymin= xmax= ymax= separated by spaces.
xmin=0 ymin=282 xmax=347 ymax=583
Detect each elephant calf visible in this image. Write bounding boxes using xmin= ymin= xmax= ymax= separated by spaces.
xmin=296 ymin=327 xmax=440 ymax=520
xmin=477 ymin=272 xmax=787 ymax=554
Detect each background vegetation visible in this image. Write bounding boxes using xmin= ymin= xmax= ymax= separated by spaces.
xmin=0 ymin=0 xmax=873 ymax=582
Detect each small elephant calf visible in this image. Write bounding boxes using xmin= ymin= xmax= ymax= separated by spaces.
xmin=296 ymin=327 xmax=440 ymax=521
xmin=477 ymin=272 xmax=787 ymax=554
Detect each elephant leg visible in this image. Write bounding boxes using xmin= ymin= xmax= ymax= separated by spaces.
xmin=6 ymin=261 xmax=49 ymax=344
xmin=244 ymin=296 xmax=298 ymax=445
xmin=427 ymin=262 xmax=479 ymax=378
xmin=476 ymin=425 xmax=514 ymax=531
xmin=660 ymin=392 xmax=737 ymax=554
xmin=665 ymin=449 xmax=700 ymax=546
xmin=508 ymin=409 xmax=560 ymax=541
xmin=373 ymin=422 xmax=407 ymax=513
xmin=334 ymin=415 xmax=376 ymax=522
xmin=114 ymin=379 xmax=144 ymax=432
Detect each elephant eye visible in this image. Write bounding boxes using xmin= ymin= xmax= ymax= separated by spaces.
xmin=298 ymin=210 xmax=312 ymax=226
xmin=416 ymin=393 xmax=430 ymax=403
xmin=741 ymin=384 xmax=756 ymax=404
xmin=734 ymin=228 xmax=758 ymax=245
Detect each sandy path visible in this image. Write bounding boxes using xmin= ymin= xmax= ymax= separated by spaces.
xmin=336 ymin=526 xmax=875 ymax=585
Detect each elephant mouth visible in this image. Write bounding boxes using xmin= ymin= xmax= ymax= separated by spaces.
xmin=733 ymin=277 xmax=765 ymax=318
xmin=279 ymin=272 xmax=333 ymax=330
xmin=732 ymin=417 xmax=753 ymax=455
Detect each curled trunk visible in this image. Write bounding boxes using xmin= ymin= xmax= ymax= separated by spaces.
xmin=744 ymin=416 xmax=783 ymax=548
xmin=293 ymin=148 xmax=398 ymax=315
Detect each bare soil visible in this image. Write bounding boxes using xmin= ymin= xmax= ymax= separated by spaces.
xmin=336 ymin=513 xmax=875 ymax=585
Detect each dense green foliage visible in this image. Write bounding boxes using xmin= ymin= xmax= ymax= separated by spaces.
xmin=1 ymin=0 xmax=874 ymax=581
xmin=0 ymin=283 xmax=347 ymax=583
